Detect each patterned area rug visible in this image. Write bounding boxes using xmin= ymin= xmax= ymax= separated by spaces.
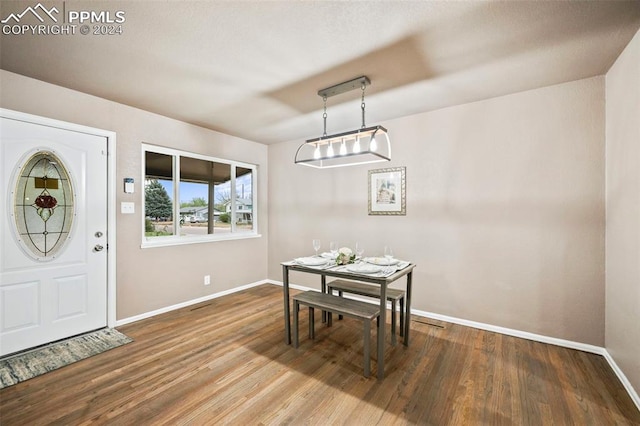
xmin=0 ymin=328 xmax=133 ymax=389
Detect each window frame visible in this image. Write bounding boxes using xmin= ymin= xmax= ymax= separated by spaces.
xmin=141 ymin=143 xmax=259 ymax=248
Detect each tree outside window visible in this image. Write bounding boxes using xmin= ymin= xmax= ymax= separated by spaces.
xmin=145 ymin=179 xmax=172 ymax=220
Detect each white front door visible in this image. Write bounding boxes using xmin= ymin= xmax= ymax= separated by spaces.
xmin=0 ymin=115 xmax=108 ymax=357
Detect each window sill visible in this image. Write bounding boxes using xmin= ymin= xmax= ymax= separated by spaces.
xmin=141 ymin=232 xmax=262 ymax=249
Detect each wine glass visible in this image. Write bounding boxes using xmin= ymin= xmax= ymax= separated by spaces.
xmin=330 ymin=241 xmax=338 ymax=258
xmin=355 ymin=242 xmax=364 ymax=262
xmin=384 ymin=246 xmax=394 ymax=273
xmin=312 ymin=239 xmax=321 ymax=257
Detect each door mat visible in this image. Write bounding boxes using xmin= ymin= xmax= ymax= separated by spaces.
xmin=0 ymin=328 xmax=133 ymax=389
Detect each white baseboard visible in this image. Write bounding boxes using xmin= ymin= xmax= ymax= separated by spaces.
xmin=115 ymin=279 xmax=270 ymax=327
xmin=602 ymin=350 xmax=640 ymax=411
xmin=118 ymin=279 xmax=640 ymax=411
xmin=414 ymin=308 xmax=605 ymax=355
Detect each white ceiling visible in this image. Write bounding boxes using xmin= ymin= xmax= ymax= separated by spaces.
xmin=1 ymin=1 xmax=640 ymax=145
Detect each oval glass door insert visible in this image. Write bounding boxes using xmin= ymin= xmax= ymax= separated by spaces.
xmin=13 ymin=150 xmax=75 ymax=260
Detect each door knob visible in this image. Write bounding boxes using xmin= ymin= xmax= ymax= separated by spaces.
xmin=94 ymin=244 xmax=104 ymax=252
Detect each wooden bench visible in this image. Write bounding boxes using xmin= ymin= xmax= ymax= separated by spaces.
xmin=328 ymin=279 xmax=405 ymax=345
xmin=292 ymin=290 xmax=380 ymax=378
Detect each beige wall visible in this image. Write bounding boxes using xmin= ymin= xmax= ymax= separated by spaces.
xmin=269 ymin=76 xmax=606 ymax=346
xmin=0 ymin=70 xmax=269 ymax=320
xmin=606 ymin=29 xmax=640 ymax=395
xmin=0 ymin=68 xmax=613 ymax=349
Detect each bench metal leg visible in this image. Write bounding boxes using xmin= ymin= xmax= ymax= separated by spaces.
xmin=321 ymin=276 xmax=327 ymax=324
xmin=363 ymin=320 xmax=371 ymax=378
xmin=399 ymin=297 xmax=405 ymax=337
xmin=293 ymin=300 xmax=300 ymax=348
xmin=309 ymin=307 xmax=315 ymax=339
xmin=327 ymin=286 xmax=344 ymax=321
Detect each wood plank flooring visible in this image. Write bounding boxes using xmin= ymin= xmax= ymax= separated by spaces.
xmin=1 ymin=284 xmax=638 ymax=425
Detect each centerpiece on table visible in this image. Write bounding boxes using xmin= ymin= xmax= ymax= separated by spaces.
xmin=335 ymin=247 xmax=356 ymax=265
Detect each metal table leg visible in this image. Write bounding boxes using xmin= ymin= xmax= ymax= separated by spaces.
xmin=404 ymin=271 xmax=412 ymax=346
xmin=377 ymin=281 xmax=387 ymax=380
xmin=282 ymin=264 xmax=291 ymax=345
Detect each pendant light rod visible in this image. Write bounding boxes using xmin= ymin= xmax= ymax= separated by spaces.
xmin=318 ymin=76 xmax=370 ymax=99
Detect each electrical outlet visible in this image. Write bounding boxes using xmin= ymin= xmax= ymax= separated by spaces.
xmin=204 ymin=275 xmax=211 ymax=286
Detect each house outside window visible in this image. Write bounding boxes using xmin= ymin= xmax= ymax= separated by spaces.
xmin=224 ymin=198 xmax=253 ymax=224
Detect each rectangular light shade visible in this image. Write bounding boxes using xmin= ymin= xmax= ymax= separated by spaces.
xmin=295 ymin=125 xmax=390 ymax=169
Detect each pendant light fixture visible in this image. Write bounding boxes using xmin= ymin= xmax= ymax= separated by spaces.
xmin=295 ymin=76 xmax=391 ymax=168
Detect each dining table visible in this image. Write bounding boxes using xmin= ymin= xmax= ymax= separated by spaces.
xmin=281 ymin=257 xmax=416 ymax=380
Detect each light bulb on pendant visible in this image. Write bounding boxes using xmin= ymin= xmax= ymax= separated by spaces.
xmin=313 ymin=144 xmax=321 ymax=159
xmin=339 ymin=138 xmax=347 ymax=156
xmin=369 ymin=135 xmax=377 ymax=152
xmin=353 ymin=136 xmax=361 ymax=153
xmin=326 ymin=142 xmax=334 ymax=157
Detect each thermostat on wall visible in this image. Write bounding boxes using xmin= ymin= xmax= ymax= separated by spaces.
xmin=124 ymin=178 xmax=134 ymax=193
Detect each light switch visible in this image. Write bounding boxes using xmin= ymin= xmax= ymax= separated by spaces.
xmin=121 ymin=202 xmax=135 ymax=214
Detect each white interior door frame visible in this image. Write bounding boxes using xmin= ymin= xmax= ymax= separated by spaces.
xmin=1 ymin=108 xmax=117 ymax=328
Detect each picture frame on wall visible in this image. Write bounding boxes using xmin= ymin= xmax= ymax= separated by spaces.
xmin=368 ymin=166 xmax=406 ymax=215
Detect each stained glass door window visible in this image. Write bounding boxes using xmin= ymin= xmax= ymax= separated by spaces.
xmin=13 ymin=151 xmax=75 ymax=260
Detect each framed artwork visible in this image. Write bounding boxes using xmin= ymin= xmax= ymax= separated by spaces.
xmin=368 ymin=167 xmax=406 ymax=215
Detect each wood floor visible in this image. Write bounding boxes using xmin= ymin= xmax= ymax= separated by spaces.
xmin=1 ymin=284 xmax=638 ymax=425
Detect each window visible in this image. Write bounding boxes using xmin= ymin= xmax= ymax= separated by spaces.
xmin=142 ymin=144 xmax=258 ymax=247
